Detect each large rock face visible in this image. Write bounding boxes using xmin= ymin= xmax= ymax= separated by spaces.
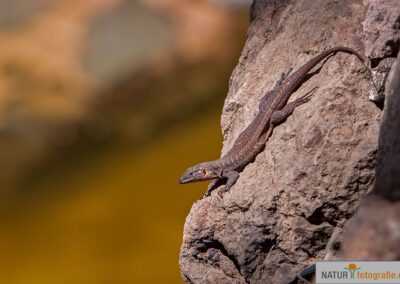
xmin=179 ymin=0 xmax=397 ymax=283
xmin=335 ymin=1 xmax=400 ymax=262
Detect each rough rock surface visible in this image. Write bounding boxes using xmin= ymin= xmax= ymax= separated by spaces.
xmin=180 ymin=1 xmax=391 ymax=283
xmin=334 ymin=20 xmax=400 ymax=262
xmin=363 ymin=0 xmax=400 ymax=62
xmin=362 ymin=0 xmax=400 ymax=101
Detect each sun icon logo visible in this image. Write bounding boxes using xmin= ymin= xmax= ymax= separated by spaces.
xmin=344 ymin=263 xmax=361 ymax=279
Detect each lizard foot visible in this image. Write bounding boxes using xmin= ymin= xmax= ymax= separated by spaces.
xmin=217 ymin=170 xmax=239 ymax=198
xmin=295 ymin=86 xmax=318 ymax=106
xmin=204 ymin=179 xmax=225 ymax=198
xmin=275 ymin=67 xmax=293 ymax=88
xmin=217 ymin=186 xmax=229 ymax=198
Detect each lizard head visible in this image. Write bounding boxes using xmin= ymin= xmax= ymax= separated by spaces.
xmin=179 ymin=163 xmax=219 ymax=184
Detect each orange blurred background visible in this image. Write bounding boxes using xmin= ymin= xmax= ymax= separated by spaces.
xmin=0 ymin=0 xmax=249 ymax=283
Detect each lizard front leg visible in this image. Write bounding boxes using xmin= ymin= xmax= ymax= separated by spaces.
xmin=204 ymin=178 xmax=225 ymax=197
xmin=218 ymin=170 xmax=239 ymax=197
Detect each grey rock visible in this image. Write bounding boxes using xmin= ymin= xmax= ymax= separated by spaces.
xmin=179 ymin=0 xmax=396 ymax=283
xmin=362 ymin=0 xmax=400 ymax=101
xmin=363 ymin=0 xmax=400 ymax=61
xmin=334 ymin=23 xmax=400 ymax=263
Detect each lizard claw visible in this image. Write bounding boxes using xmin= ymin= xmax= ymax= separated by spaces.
xmin=204 ymin=182 xmax=216 ymax=197
xmin=276 ymin=67 xmax=293 ymax=88
xmin=218 ymin=186 xmax=228 ymax=198
xmin=296 ymin=86 xmax=318 ymax=106
xmin=204 ymin=179 xmax=225 ymax=198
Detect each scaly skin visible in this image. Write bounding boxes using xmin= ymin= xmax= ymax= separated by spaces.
xmin=179 ymin=47 xmax=376 ymax=197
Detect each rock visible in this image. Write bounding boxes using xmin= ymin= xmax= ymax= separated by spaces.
xmin=180 ymin=0 xmax=395 ymax=283
xmin=334 ymin=25 xmax=400 ymax=262
xmin=362 ymin=0 xmax=400 ymax=101
xmin=333 ymin=194 xmax=400 ymax=260
xmin=362 ymin=0 xmax=400 ymax=62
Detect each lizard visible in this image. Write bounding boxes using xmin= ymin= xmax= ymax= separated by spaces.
xmin=179 ymin=46 xmax=377 ymax=197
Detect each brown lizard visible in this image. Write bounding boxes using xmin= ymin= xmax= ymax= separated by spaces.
xmin=179 ymin=47 xmax=376 ymax=197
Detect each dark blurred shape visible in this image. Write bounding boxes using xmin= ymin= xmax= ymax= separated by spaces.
xmin=335 ymin=195 xmax=400 ymax=260
xmin=375 ymin=50 xmax=400 ymax=200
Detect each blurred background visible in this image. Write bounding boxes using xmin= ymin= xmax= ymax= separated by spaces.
xmin=0 ymin=0 xmax=249 ymax=283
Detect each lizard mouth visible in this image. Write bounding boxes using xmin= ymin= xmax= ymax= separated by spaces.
xmin=179 ymin=175 xmax=192 ymax=184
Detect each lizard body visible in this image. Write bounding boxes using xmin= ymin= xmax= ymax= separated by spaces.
xmin=179 ymin=47 xmax=376 ymax=197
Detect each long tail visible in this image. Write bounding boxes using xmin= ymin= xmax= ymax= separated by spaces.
xmin=298 ymin=46 xmax=378 ymax=92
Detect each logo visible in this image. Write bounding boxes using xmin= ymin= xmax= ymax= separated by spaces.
xmin=344 ymin=263 xmax=361 ymax=279
xmin=317 ymin=261 xmax=400 ymax=283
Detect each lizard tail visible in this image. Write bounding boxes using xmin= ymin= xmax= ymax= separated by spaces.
xmin=307 ymin=46 xmax=379 ymax=92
